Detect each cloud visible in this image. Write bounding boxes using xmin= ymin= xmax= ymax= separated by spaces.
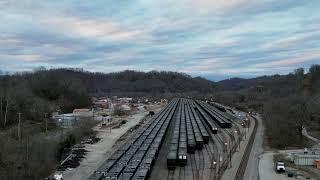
xmin=0 ymin=54 xmax=43 ymax=62
xmin=180 ymin=0 xmax=256 ymax=14
xmin=0 ymin=34 xmax=22 ymax=47
xmin=261 ymin=31 xmax=320 ymax=50
xmin=254 ymin=50 xmax=320 ymax=68
xmin=42 ymin=15 xmax=151 ymax=42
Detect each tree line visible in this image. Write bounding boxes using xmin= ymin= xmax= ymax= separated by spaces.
xmin=0 ymin=68 xmax=215 ymax=128
xmin=212 ymin=64 xmax=320 ymax=148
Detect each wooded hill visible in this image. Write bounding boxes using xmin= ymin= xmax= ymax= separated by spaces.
xmin=212 ymin=64 xmax=320 ymax=148
xmin=0 ymin=69 xmax=215 ymax=127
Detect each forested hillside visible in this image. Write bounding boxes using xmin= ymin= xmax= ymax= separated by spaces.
xmin=212 ymin=64 xmax=320 ymax=148
xmin=0 ymin=69 xmax=215 ymax=127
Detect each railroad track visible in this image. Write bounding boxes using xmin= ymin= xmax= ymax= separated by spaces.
xmin=178 ymin=167 xmax=186 ymax=180
xmin=205 ymin=134 xmax=219 ymax=180
xmin=190 ymin=154 xmax=198 ymax=180
xmin=88 ymin=99 xmax=179 ymax=180
xmin=198 ymin=150 xmax=205 ymax=180
xmin=167 ymin=170 xmax=175 ymax=180
xmin=234 ymin=116 xmax=258 ymax=180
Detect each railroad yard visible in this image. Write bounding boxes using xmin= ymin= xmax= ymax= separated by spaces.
xmin=87 ymin=98 xmax=253 ymax=180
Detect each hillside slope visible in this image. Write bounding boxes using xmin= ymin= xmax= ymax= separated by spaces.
xmin=212 ymin=64 xmax=320 ymax=148
xmin=0 ymin=69 xmax=215 ymax=126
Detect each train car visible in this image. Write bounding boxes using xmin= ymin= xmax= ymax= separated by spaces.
xmin=95 ymin=159 xmax=117 ymax=175
xmin=141 ymin=156 xmax=154 ymax=169
xmin=167 ymin=151 xmax=177 ymax=170
xmin=122 ymin=173 xmax=134 ymax=180
xmin=194 ymin=103 xmax=218 ymax=134
xmin=197 ymin=101 xmax=232 ymax=129
xmin=105 ymin=163 xmax=126 ymax=179
xmin=104 ymin=172 xmax=118 ymax=180
xmin=131 ymin=168 xmax=149 ymax=180
xmin=123 ymin=162 xmax=139 ymax=174
xmin=194 ymin=132 xmax=204 ymax=149
xmin=187 ymin=136 xmax=196 ymax=153
xmin=109 ymin=151 xmax=125 ymax=161
xmin=200 ymin=101 xmax=232 ymax=128
xmin=178 ymin=148 xmax=188 ymax=166
xmin=188 ymin=101 xmax=211 ymax=143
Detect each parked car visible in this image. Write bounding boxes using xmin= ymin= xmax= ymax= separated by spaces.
xmin=275 ymin=161 xmax=286 ymax=173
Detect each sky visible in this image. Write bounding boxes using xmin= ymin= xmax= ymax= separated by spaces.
xmin=0 ymin=0 xmax=320 ymax=80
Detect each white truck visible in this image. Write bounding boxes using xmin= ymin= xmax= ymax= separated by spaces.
xmin=276 ymin=161 xmax=286 ymax=173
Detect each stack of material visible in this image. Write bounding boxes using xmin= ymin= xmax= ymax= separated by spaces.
xmin=314 ymin=160 xmax=320 ymax=169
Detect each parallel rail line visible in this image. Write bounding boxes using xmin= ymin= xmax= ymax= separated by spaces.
xmin=234 ymin=116 xmax=258 ymax=180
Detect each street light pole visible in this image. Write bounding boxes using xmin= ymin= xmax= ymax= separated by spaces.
xmin=18 ymin=112 xmax=22 ymax=141
xmin=58 ymin=118 xmax=63 ymax=140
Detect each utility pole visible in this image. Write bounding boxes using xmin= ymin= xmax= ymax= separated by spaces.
xmin=45 ymin=113 xmax=48 ymax=135
xmin=0 ymin=96 xmax=3 ymax=123
xmin=18 ymin=112 xmax=21 ymax=141
xmin=109 ymin=118 xmax=112 ymax=133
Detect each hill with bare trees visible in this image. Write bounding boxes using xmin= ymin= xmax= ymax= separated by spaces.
xmin=212 ymin=64 xmax=320 ymax=148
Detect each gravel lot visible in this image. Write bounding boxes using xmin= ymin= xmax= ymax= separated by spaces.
xmin=259 ymin=152 xmax=291 ymax=180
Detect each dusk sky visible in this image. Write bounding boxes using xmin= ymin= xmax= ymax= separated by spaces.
xmin=0 ymin=0 xmax=319 ymax=80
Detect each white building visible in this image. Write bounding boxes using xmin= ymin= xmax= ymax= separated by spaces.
xmin=293 ymin=152 xmax=320 ymax=166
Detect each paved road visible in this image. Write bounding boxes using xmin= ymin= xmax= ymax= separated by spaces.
xmin=243 ymin=115 xmax=264 ymax=180
xmin=302 ymin=127 xmax=320 ymax=146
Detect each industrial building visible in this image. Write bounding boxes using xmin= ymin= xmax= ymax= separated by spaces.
xmin=293 ymin=151 xmax=320 ymax=166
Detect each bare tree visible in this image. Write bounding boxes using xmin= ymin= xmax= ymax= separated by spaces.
xmin=0 ymin=96 xmax=3 ymax=124
xmin=4 ymin=98 xmax=9 ymax=127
